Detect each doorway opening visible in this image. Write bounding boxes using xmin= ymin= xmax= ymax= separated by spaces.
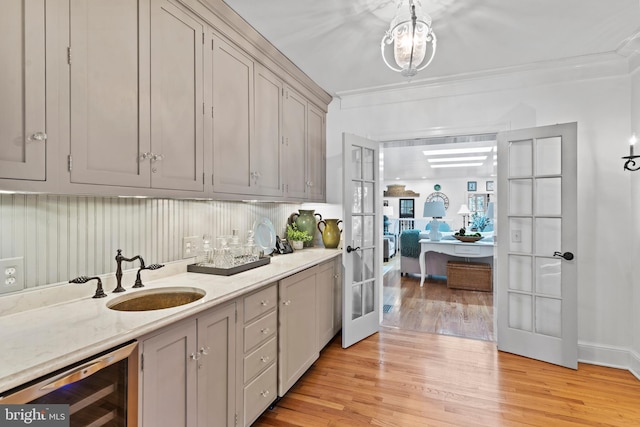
xmin=380 ymin=133 xmax=497 ymax=341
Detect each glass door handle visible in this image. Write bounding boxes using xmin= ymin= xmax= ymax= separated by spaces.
xmin=553 ymin=251 xmax=574 ymax=261
xmin=346 ymin=245 xmax=360 ymax=253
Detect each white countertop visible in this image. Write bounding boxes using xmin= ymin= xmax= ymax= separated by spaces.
xmin=0 ymin=248 xmax=341 ymax=395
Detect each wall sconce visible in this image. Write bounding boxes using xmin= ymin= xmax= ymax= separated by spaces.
xmin=623 ymin=134 xmax=639 ymax=171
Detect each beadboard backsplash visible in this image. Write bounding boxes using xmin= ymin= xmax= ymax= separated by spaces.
xmin=0 ymin=194 xmax=301 ymax=290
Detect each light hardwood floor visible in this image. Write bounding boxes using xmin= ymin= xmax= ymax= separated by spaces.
xmin=382 ymin=258 xmax=494 ymax=341
xmin=254 ymin=328 xmax=640 ymax=426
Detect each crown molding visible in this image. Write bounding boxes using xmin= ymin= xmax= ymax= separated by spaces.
xmin=337 ymin=52 xmax=631 ymax=110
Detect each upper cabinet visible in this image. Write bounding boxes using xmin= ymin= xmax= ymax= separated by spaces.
xmin=69 ymin=0 xmax=204 ymax=192
xmin=149 ymin=0 xmax=204 ymax=192
xmin=209 ymin=35 xmax=255 ymax=195
xmin=69 ymin=0 xmax=151 ymax=188
xmin=0 ymin=0 xmax=330 ymax=200
xmin=0 ymin=0 xmax=47 ymax=180
xmin=283 ymin=86 xmax=326 ymax=201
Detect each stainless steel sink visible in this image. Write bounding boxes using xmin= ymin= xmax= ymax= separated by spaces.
xmin=107 ymin=287 xmax=206 ymax=311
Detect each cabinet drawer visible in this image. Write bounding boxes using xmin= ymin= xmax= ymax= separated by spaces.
xmin=244 ymin=285 xmax=277 ymax=322
xmin=244 ymin=337 xmax=277 ymax=383
xmin=244 ymin=363 xmax=277 ymax=426
xmin=244 ymin=310 xmax=277 ymax=352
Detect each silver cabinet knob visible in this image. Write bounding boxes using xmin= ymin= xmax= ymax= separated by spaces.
xmin=30 ymin=132 xmax=47 ymax=142
xmin=260 ymin=300 xmax=269 ymax=306
xmin=151 ymin=153 xmax=164 ymax=162
xmin=283 ymin=300 xmax=291 ymax=306
xmin=260 ymin=390 xmax=270 ymax=398
xmin=199 ymin=346 xmax=210 ymax=356
xmin=260 ymin=356 xmax=270 ymax=363
xmin=140 ymin=152 xmax=151 ymax=160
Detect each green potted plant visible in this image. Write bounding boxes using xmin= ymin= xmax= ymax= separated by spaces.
xmin=286 ymin=223 xmax=312 ymax=250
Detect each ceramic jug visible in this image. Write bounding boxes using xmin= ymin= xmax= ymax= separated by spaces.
xmin=317 ymin=219 xmax=342 ymax=249
xmin=290 ymin=209 xmax=322 ymax=247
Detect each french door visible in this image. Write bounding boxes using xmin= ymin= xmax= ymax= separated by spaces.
xmin=342 ymin=133 xmax=381 ymax=348
xmin=497 ymin=122 xmax=578 ymax=369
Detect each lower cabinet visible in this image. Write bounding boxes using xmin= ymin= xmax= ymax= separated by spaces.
xmin=139 ymin=257 xmax=342 ymax=426
xmin=278 ymin=266 xmax=318 ymax=397
xmin=240 ymin=284 xmax=278 ymax=426
xmin=140 ymin=301 xmax=236 ymax=427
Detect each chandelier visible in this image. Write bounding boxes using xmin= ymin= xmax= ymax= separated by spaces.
xmin=381 ymin=0 xmax=437 ymax=77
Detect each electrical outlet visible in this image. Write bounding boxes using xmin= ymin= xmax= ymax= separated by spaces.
xmin=183 ymin=236 xmax=201 ymax=259
xmin=0 ymin=257 xmax=24 ymax=295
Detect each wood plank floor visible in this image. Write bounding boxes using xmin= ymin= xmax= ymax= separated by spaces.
xmin=382 ymin=258 xmax=494 ymax=341
xmin=254 ymin=328 xmax=640 ymax=426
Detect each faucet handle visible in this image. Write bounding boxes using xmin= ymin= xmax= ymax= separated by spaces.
xmin=132 ymin=263 xmax=164 ymax=288
xmin=147 ymin=264 xmax=164 ymax=271
xmin=70 ymin=276 xmax=106 ymax=299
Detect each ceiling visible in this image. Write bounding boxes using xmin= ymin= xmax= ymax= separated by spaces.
xmin=222 ymin=0 xmax=640 ymax=181
xmin=223 ymin=0 xmax=640 ymax=97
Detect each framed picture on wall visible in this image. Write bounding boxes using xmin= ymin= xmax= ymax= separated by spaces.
xmin=399 ymin=199 xmax=415 ymax=218
xmin=467 ymin=181 xmax=477 ymax=192
xmin=486 ymin=181 xmax=494 ymax=191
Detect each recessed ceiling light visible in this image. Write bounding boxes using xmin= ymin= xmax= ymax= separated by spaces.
xmin=423 ymin=147 xmax=493 ymax=156
xmin=430 ymin=162 xmax=484 ymax=168
xmin=427 ymin=156 xmax=487 ymax=163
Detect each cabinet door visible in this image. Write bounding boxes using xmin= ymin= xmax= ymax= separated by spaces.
xmin=197 ymin=302 xmax=237 ymax=427
xmin=307 ymin=103 xmax=325 ymax=201
xmin=0 ymin=0 xmax=46 ymax=180
xmin=142 ymin=320 xmax=198 ymax=427
xmin=69 ymin=0 xmax=151 ymax=188
xmin=316 ymin=261 xmax=335 ymax=350
xmin=150 ymin=0 xmax=204 ymax=191
xmin=282 ymin=86 xmax=307 ymax=199
xmin=253 ymin=64 xmax=284 ymax=197
xmin=278 ymin=267 xmax=318 ymax=396
xmin=211 ymin=36 xmax=254 ymax=195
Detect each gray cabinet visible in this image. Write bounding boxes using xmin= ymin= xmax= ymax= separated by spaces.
xmin=283 ymin=86 xmax=326 ymax=201
xmin=252 ymin=64 xmax=284 ymax=197
xmin=141 ymin=302 xmax=236 ymax=427
xmin=210 ymin=35 xmax=254 ymax=195
xmin=278 ymin=266 xmax=318 ymax=396
xmin=149 ymin=0 xmax=204 ymax=191
xmin=0 ymin=0 xmax=46 ymax=180
xmin=283 ymin=86 xmax=308 ymax=200
xmin=317 ymin=258 xmax=343 ymax=350
xmin=69 ymin=0 xmax=151 ymax=188
xmin=240 ymin=284 xmax=278 ymax=426
xmin=69 ymin=0 xmax=204 ymax=192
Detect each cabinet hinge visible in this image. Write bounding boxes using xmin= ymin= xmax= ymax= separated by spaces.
xmin=203 ymin=103 xmax=205 ymax=115
xmin=202 ymin=33 xmax=205 ymax=44
xmin=235 ymin=307 xmax=238 ymax=323
xmin=211 ymin=106 xmax=214 ymax=118
xmin=202 ymin=172 xmax=205 ymax=184
xmin=140 ymin=354 xmax=144 ymax=371
xmin=67 ymin=47 xmax=71 ymax=65
xmin=67 ymin=155 xmax=73 ymax=172
xmin=235 ymin=413 xmax=238 ymax=425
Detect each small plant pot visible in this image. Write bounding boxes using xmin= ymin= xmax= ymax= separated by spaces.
xmin=291 ymin=240 xmax=304 ymax=250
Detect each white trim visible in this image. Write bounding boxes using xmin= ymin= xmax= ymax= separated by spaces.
xmin=338 ymin=52 xmax=630 ymax=109
xmin=578 ymin=341 xmax=640 ymax=380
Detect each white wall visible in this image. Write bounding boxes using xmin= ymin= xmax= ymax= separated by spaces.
xmin=327 ymin=56 xmax=635 ymax=369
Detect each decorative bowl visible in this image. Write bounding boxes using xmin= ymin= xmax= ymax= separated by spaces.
xmin=454 ymin=235 xmax=483 ymax=243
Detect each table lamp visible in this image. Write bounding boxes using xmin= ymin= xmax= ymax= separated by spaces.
xmin=457 ymin=204 xmax=470 ymax=229
xmin=423 ymin=201 xmax=446 ymax=241
xmin=383 ymin=206 xmax=394 ymax=233
xmin=485 ymin=202 xmax=494 ymax=220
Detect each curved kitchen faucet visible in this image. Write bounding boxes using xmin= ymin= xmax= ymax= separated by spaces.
xmin=114 ymin=249 xmax=163 ymax=292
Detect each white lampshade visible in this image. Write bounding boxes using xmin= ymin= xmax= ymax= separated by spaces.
xmin=423 ymin=201 xmax=446 ymax=218
xmin=485 ymin=202 xmax=494 ymax=219
xmin=383 ymin=206 xmax=394 ymax=217
xmin=457 ymin=204 xmax=471 ymax=215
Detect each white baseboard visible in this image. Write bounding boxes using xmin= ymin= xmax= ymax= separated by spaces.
xmin=578 ymin=341 xmax=640 ymax=380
